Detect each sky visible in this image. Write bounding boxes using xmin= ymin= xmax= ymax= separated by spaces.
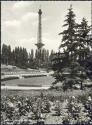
xmin=1 ymin=1 xmax=91 ymax=53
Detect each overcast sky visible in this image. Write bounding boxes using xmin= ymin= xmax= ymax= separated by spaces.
xmin=1 ymin=1 xmax=91 ymax=53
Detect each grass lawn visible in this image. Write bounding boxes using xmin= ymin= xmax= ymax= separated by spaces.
xmin=1 ymin=76 xmax=55 ymax=86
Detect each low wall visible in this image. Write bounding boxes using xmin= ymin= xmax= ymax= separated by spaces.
xmin=1 ymin=73 xmax=48 ymax=82
xmin=1 ymin=76 xmax=19 ymax=81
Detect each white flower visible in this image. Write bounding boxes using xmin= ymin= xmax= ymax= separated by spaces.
xmin=72 ymin=96 xmax=75 ymax=99
xmin=15 ymin=108 xmax=19 ymax=112
xmin=8 ymin=102 xmax=14 ymax=107
xmin=88 ymin=96 xmax=91 ymax=101
xmin=18 ymin=101 xmax=21 ymax=104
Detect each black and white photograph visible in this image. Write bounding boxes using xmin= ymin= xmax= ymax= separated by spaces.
xmin=1 ymin=1 xmax=92 ymax=124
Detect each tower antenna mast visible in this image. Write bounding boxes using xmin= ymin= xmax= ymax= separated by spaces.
xmin=91 ymin=1 xmax=92 ymax=35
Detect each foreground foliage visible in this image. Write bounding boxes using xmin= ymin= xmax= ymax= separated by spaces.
xmin=1 ymin=92 xmax=92 ymax=125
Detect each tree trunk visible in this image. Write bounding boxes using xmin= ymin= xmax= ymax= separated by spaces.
xmin=80 ymin=81 xmax=83 ymax=90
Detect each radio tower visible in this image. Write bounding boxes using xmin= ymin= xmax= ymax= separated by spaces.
xmin=35 ymin=9 xmax=44 ymax=50
xmin=35 ymin=9 xmax=44 ymax=67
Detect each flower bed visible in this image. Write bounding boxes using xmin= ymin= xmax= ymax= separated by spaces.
xmin=1 ymin=92 xmax=92 ymax=125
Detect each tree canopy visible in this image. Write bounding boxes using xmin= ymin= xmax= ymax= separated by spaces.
xmin=52 ymin=5 xmax=92 ymax=90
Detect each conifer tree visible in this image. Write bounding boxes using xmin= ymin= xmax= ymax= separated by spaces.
xmin=31 ymin=49 xmax=34 ymax=60
xmin=1 ymin=44 xmax=12 ymax=65
xmin=76 ymin=18 xmax=90 ymax=63
xmin=59 ymin=5 xmax=76 ymax=62
xmin=52 ymin=5 xmax=88 ymax=90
